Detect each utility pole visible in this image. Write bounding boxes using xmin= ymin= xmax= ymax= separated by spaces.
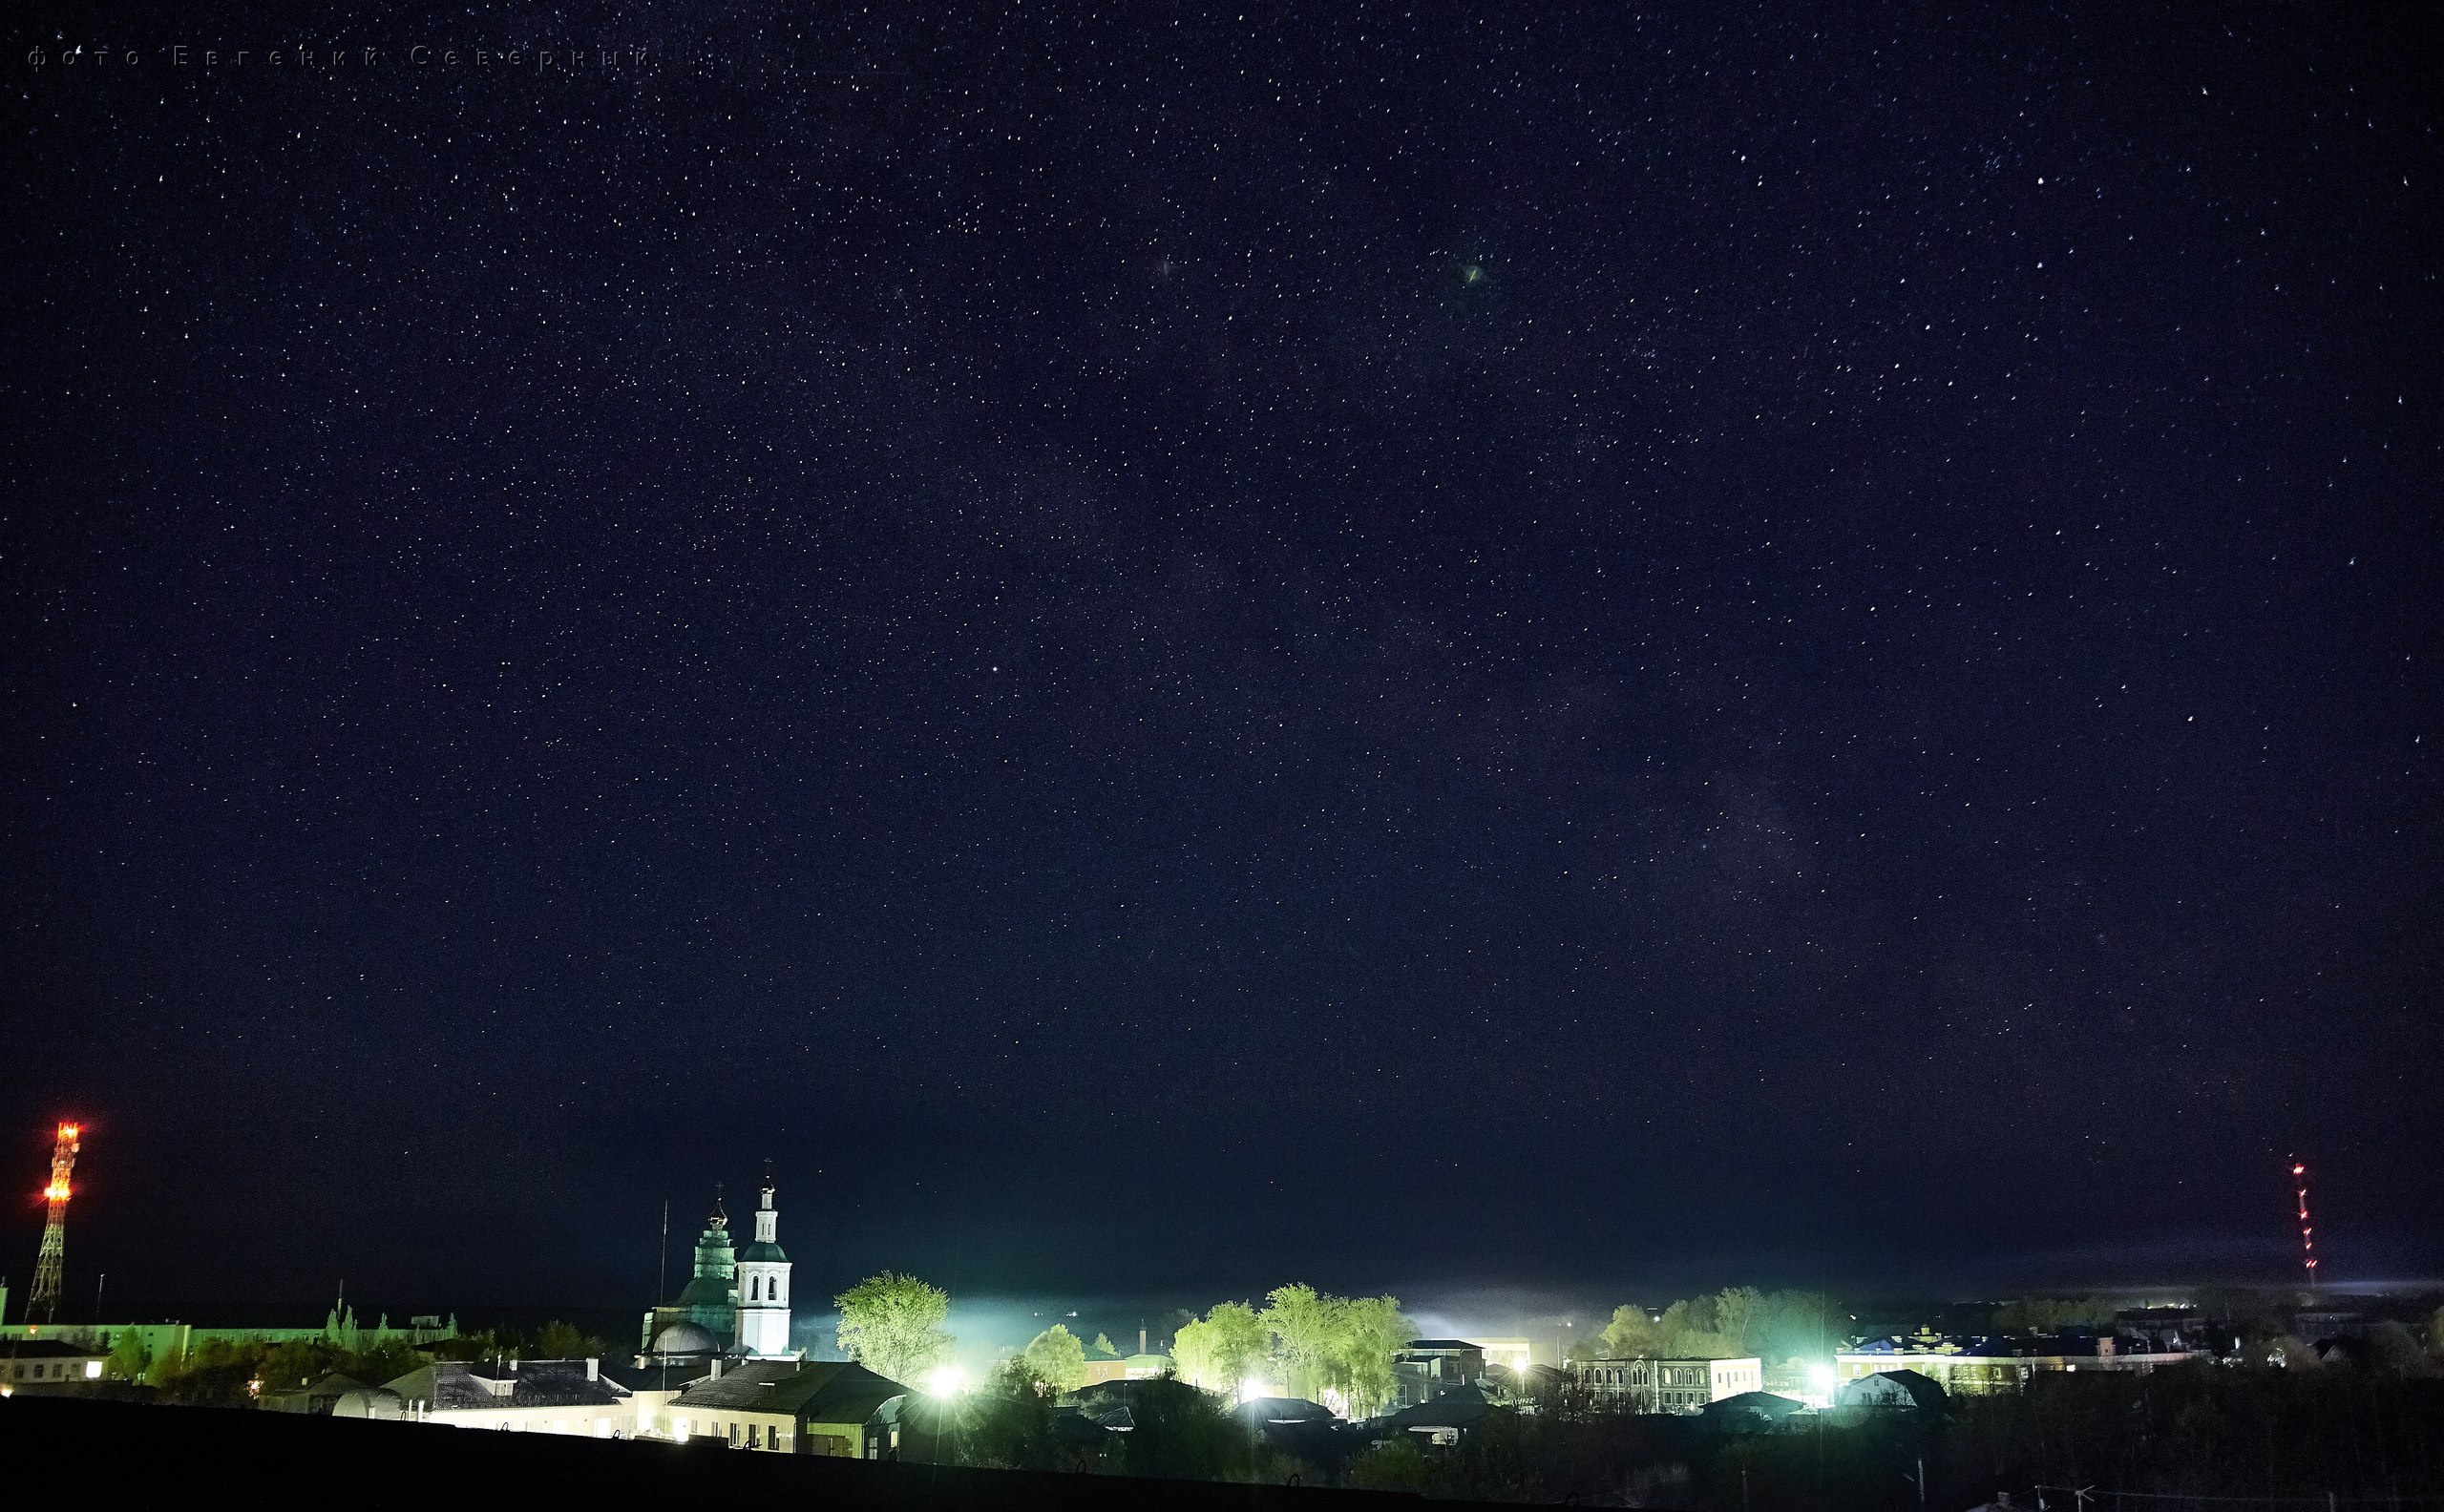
xmin=28 ymin=1123 xmax=81 ymax=1324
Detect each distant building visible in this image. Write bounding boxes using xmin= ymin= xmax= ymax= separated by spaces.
xmin=1393 ymin=1339 xmax=1487 ymax=1409
xmin=5 ymin=1309 xmax=453 ymax=1370
xmin=262 ymin=1371 xmax=376 ymax=1415
xmin=1078 ymin=1333 xmax=1170 ymax=1386
xmin=1570 ymin=1356 xmax=1762 ymax=1415
xmin=1380 ymin=1381 xmax=1499 ymax=1446
xmin=1472 ymin=1337 xmax=1536 ymax=1378
xmin=662 ymin=1359 xmax=910 ymax=1457
xmin=1698 ymin=1390 xmax=1809 ymax=1433
xmin=385 ymin=1357 xmax=638 ymax=1437
xmin=1839 ymin=1369 xmax=1949 ymax=1414
xmin=640 ymin=1175 xmax=797 ymax=1361
xmin=1835 ymin=1332 xmax=2191 ymax=1396
xmin=0 ymin=1338 xmax=108 ymax=1394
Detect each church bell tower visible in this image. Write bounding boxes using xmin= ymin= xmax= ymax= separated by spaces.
xmin=734 ymin=1163 xmax=794 ymax=1357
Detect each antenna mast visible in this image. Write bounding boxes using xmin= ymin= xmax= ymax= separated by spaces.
xmin=2289 ymin=1157 xmax=2317 ymax=1296
xmin=29 ymin=1123 xmax=81 ymax=1324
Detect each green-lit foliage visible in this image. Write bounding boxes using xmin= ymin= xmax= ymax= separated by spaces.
xmin=833 ymin=1270 xmax=954 ymax=1386
xmin=1021 ymin=1323 xmax=1087 ymax=1393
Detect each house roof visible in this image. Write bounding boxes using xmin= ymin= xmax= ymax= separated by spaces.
xmin=601 ymin=1357 xmax=714 ymax=1393
xmin=1384 ymin=1383 xmax=1497 ymax=1431
xmin=670 ymin=1359 xmax=908 ymax=1424
xmin=0 ymin=1339 xmax=109 ymax=1360
xmin=1403 ymin=1339 xmax=1481 ymax=1351
xmin=1843 ymin=1368 xmax=1949 ymax=1414
xmin=1233 ymin=1396 xmax=1335 ymax=1425
xmin=385 ymin=1361 xmax=627 ymax=1412
xmin=1702 ymin=1391 xmax=1805 ymax=1419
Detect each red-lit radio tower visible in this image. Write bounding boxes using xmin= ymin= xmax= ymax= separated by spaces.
xmin=2289 ymin=1157 xmax=2317 ymax=1297
xmin=28 ymin=1123 xmax=80 ymax=1324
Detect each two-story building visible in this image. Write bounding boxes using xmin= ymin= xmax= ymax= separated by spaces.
xmin=661 ymin=1359 xmax=910 ymax=1457
xmin=1569 ymin=1355 xmax=1762 ymax=1415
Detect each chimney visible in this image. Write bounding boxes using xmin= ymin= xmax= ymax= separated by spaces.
xmin=586 ymin=1357 xmax=600 ymax=1380
xmin=709 ymin=1358 xmax=724 ymax=1379
xmin=1139 ymin=1328 xmax=1148 ymax=1355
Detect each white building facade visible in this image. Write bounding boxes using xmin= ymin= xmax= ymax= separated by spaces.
xmin=734 ymin=1176 xmax=793 ymax=1357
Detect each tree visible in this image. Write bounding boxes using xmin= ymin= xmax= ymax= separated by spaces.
xmin=1654 ymin=1297 xmax=1744 ymax=1358
xmin=1713 ymin=1287 xmax=1769 ymax=1354
xmin=1022 ymin=1324 xmax=1087 ymax=1393
xmin=835 ymin=1271 xmax=954 ymax=1385
xmin=1331 ymin=1295 xmax=1413 ymax=1417
xmin=536 ymin=1319 xmax=603 ymax=1359
xmin=102 ymin=1328 xmax=154 ymax=1382
xmin=1993 ymin=1297 xmax=2119 ymax=1334
xmin=1175 ymin=1301 xmax=1272 ymax=1394
xmin=1598 ymin=1304 xmax=1661 ymax=1357
xmin=1261 ymin=1285 xmax=1341 ymax=1401
xmin=1757 ymin=1291 xmax=1840 ymax=1366
xmin=1092 ymin=1332 xmax=1119 ymax=1356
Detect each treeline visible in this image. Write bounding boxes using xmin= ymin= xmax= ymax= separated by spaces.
xmin=104 ymin=1320 xmax=614 ymax=1406
xmin=1580 ymin=1288 xmax=1843 ymax=1370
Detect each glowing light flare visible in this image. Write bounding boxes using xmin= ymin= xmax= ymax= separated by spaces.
xmin=924 ymin=1365 xmax=969 ymax=1398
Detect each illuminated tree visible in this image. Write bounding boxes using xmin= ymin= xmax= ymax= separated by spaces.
xmin=1174 ymin=1301 xmax=1271 ymax=1394
xmin=1329 ymin=1295 xmax=1413 ymax=1417
xmin=1022 ymin=1323 xmax=1087 ymax=1392
xmin=1261 ymin=1285 xmax=1339 ymax=1400
xmin=536 ymin=1319 xmax=602 ymax=1359
xmin=105 ymin=1328 xmax=153 ymax=1381
xmin=1598 ymin=1303 xmax=1661 ymax=1357
xmin=1712 ymin=1287 xmax=1769 ymax=1353
xmin=834 ymin=1271 xmax=954 ymax=1385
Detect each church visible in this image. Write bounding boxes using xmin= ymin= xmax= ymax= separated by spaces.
xmin=641 ymin=1171 xmax=795 ymax=1359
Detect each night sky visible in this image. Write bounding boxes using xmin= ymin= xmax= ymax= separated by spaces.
xmin=4 ymin=3 xmax=2438 ymax=1325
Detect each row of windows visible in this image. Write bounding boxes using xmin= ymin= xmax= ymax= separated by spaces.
xmin=745 ymin=1274 xmax=787 ymax=1302
xmin=8 ymin=1360 xmax=100 ymax=1381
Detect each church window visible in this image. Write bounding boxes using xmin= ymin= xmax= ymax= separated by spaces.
xmin=748 ymin=1276 xmax=760 ymax=1301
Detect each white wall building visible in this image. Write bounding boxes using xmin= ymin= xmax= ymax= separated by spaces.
xmin=734 ymin=1176 xmax=793 ymax=1358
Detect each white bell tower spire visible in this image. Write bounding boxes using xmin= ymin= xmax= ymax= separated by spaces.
xmin=733 ymin=1160 xmax=795 ymax=1357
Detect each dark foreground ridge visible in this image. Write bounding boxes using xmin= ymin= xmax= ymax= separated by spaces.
xmin=0 ymin=1396 xmax=1524 ymax=1509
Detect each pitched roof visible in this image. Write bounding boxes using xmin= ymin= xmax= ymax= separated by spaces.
xmin=600 ymin=1357 xmax=714 ymax=1393
xmin=1843 ymin=1368 xmax=1949 ymax=1414
xmin=670 ymin=1359 xmax=908 ymax=1424
xmin=0 ymin=1339 xmax=109 ymax=1360
xmin=1233 ymin=1396 xmax=1335 ymax=1425
xmin=1385 ymin=1390 xmax=1498 ymax=1431
xmin=384 ymin=1361 xmax=627 ymax=1412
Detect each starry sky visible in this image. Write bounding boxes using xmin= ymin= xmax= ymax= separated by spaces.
xmin=3 ymin=3 xmax=2438 ymax=1321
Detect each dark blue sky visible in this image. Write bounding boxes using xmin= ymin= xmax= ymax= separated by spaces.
xmin=3 ymin=2 xmax=2437 ymax=1320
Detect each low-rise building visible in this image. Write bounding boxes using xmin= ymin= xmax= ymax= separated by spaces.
xmin=1839 ymin=1368 xmax=1949 ymax=1414
xmin=1834 ymin=1333 xmax=2192 ymax=1396
xmin=0 ymin=1338 xmax=109 ymax=1394
xmin=1569 ymin=1356 xmax=1762 ymax=1415
xmin=385 ymin=1357 xmax=638 ymax=1437
xmin=662 ymin=1358 xmax=909 ymax=1457
xmin=1392 ymin=1339 xmax=1486 ymax=1409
